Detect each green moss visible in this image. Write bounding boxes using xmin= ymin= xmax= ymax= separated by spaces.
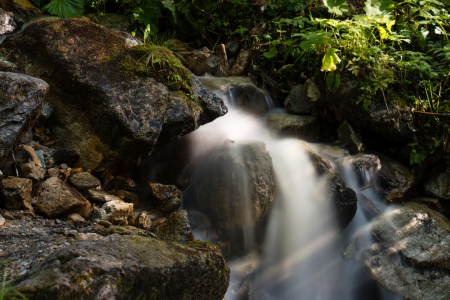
xmin=58 ymin=253 xmax=80 ymax=265
xmin=71 ymin=274 xmax=93 ymax=284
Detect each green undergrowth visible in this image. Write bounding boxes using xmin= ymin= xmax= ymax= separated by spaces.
xmin=1 ymin=260 xmax=28 ymax=300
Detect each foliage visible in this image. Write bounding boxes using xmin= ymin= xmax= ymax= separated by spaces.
xmin=30 ymin=0 xmax=84 ymax=18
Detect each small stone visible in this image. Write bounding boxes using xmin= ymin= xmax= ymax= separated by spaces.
xmin=102 ymin=200 xmax=133 ymax=225
xmin=109 ymin=190 xmax=139 ymax=208
xmin=91 ymin=207 xmax=108 ymax=222
xmin=2 ymin=212 xmax=14 ymax=220
xmin=97 ymin=220 xmax=112 ymax=228
xmin=35 ymin=150 xmax=46 ymax=169
xmin=48 ymin=168 xmax=59 ymax=177
xmin=0 ymin=177 xmax=33 ymax=210
xmin=66 ymin=213 xmax=86 ymax=223
xmin=154 ymin=210 xmax=194 ymax=243
xmin=68 ymin=172 xmax=101 ymax=190
xmin=64 ymin=230 xmax=78 ymax=237
xmin=0 ymin=214 xmax=5 ymax=228
xmin=77 ymin=233 xmax=103 ymax=241
xmin=225 ymin=41 xmax=239 ymax=56
xmin=85 ymin=190 xmax=121 ymax=202
xmin=16 ymin=145 xmax=45 ymax=181
xmin=129 ymin=211 xmax=152 ymax=229
xmin=60 ymin=164 xmax=68 ymax=170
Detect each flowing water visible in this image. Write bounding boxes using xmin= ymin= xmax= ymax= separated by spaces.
xmin=177 ymin=76 xmax=404 ymax=300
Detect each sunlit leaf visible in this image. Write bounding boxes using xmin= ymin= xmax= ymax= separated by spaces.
xmin=263 ymin=47 xmax=278 ymax=59
xmin=162 ymin=0 xmax=177 ymax=24
xmin=322 ymin=0 xmax=349 ymax=16
xmin=326 ymin=72 xmax=335 ymax=89
xmin=364 ymin=0 xmax=395 ymax=18
xmin=43 ymin=0 xmax=84 ymax=18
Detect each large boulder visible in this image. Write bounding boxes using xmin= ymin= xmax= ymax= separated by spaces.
xmin=337 ymin=120 xmax=365 ymax=154
xmin=343 ymin=203 xmax=450 ymax=300
xmin=0 ymin=176 xmax=32 ymax=210
xmin=374 ymin=152 xmax=416 ymax=204
xmin=0 ymin=7 xmax=16 ymax=35
xmin=11 ymin=235 xmax=230 ymax=300
xmin=324 ymin=173 xmax=358 ymax=229
xmin=187 ymin=141 xmax=275 ymax=230
xmin=267 ymin=112 xmax=320 ymax=142
xmin=284 ymin=84 xmax=313 ymax=115
xmin=185 ymin=47 xmax=220 ymax=75
xmin=424 ymin=168 xmax=450 ymax=201
xmin=299 ymin=142 xmax=333 ymax=175
xmin=0 ymin=72 xmax=48 ymax=171
xmin=0 ymin=18 xmax=227 ymax=171
xmin=320 ymin=76 xmax=413 ymax=141
xmin=154 ymin=210 xmax=194 ymax=243
xmin=35 ymin=177 xmax=91 ymax=218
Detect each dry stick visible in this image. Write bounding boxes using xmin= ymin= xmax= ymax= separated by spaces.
xmin=381 ymin=88 xmax=390 ymax=113
xmin=360 ymin=185 xmax=372 ymax=191
xmin=413 ymin=111 xmax=450 ymax=117
xmin=11 ymin=149 xmax=19 ymax=177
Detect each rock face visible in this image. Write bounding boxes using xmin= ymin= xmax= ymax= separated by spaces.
xmin=284 ymin=85 xmax=313 ymax=115
xmin=341 ymin=153 xmax=381 ymax=171
xmin=68 ymin=172 xmax=101 ymax=190
xmin=155 ymin=210 xmax=194 ymax=243
xmin=267 ymin=112 xmax=320 ymax=142
xmin=343 ymin=203 xmax=450 ymax=300
xmin=0 ymin=72 xmax=48 ymax=171
xmin=0 ymin=177 xmax=32 ymax=210
xmin=424 ymin=169 xmax=450 ymax=200
xmin=0 ymin=0 xmax=41 ymax=17
xmin=35 ymin=177 xmax=91 ymax=218
xmin=0 ymin=19 xmax=227 ymax=171
xmin=321 ymin=77 xmax=413 ymax=141
xmin=300 ymin=142 xmax=333 ymax=175
xmin=324 ymin=173 xmax=357 ymax=229
xmin=0 ymin=7 xmax=16 ymax=35
xmin=12 ymin=235 xmax=230 ymax=300
xmin=188 ymin=141 xmax=275 ymax=230
xmin=375 ymin=152 xmax=416 ymax=204
xmin=337 ymin=120 xmax=365 ymax=154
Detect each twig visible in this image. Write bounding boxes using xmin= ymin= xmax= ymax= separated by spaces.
xmin=381 ymin=88 xmax=389 ymax=113
xmin=11 ymin=149 xmax=19 ymax=177
xmin=413 ymin=111 xmax=450 ymax=117
xmin=360 ymin=185 xmax=372 ymax=191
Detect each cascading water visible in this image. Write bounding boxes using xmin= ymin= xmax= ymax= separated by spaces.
xmin=151 ymin=76 xmax=404 ymax=299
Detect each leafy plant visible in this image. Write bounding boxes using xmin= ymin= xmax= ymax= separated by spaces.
xmin=0 ymin=260 xmax=28 ymax=300
xmin=30 ymin=0 xmax=84 ymax=18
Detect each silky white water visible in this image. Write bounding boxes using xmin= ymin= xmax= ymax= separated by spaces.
xmin=179 ymin=76 xmax=402 ymax=300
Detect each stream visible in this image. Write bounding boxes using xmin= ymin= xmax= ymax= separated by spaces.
xmin=177 ymin=76 xmax=403 ymax=300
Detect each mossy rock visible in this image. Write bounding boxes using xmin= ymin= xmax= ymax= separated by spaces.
xmin=12 ymin=235 xmax=230 ymax=300
xmin=0 ymin=18 xmax=227 ymax=172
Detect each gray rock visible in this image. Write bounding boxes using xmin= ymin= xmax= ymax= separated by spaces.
xmin=155 ymin=210 xmax=194 ymax=243
xmin=299 ymin=142 xmax=333 ymax=175
xmin=85 ymin=189 xmax=121 ymax=202
xmin=34 ymin=150 xmax=46 ymax=169
xmin=225 ymin=41 xmax=239 ymax=56
xmin=341 ymin=153 xmax=381 ymax=170
xmin=284 ymin=85 xmax=313 ymax=115
xmin=337 ymin=120 xmax=365 ymax=154
xmin=0 ymin=8 xmax=16 ymax=35
xmin=187 ymin=141 xmax=275 ymax=230
xmin=267 ymin=112 xmax=320 ymax=142
xmin=343 ymin=203 xmax=450 ymax=300
xmin=91 ymin=207 xmax=108 ymax=222
xmin=68 ymin=172 xmax=101 ymax=190
xmin=424 ymin=169 xmax=450 ymax=201
xmin=230 ymin=50 xmax=250 ymax=76
xmin=416 ymin=197 xmax=450 ymax=215
xmin=186 ymin=48 xmax=220 ymax=76
xmin=11 ymin=235 xmax=230 ymax=300
xmin=101 ymin=200 xmax=133 ymax=225
xmin=0 ymin=59 xmax=19 ymax=72
xmin=0 ymin=19 xmax=227 ymax=172
xmin=374 ymin=151 xmax=416 ymax=204
xmin=147 ymin=182 xmax=181 ymax=214
xmin=40 ymin=101 xmax=54 ymax=119
xmin=0 ymin=177 xmax=33 ymax=210
xmin=0 ymin=72 xmax=48 ymax=171
xmin=324 ymin=173 xmax=357 ymax=230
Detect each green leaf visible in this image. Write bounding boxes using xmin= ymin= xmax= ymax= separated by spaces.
xmin=322 ymin=0 xmax=349 ymax=16
xmin=43 ymin=0 xmax=84 ymax=18
xmin=364 ymin=0 xmax=395 ymax=18
xmin=162 ymin=0 xmax=177 ymax=24
xmin=263 ymin=47 xmax=278 ymax=59
xmin=363 ymin=99 xmax=372 ymax=110
xmin=335 ymin=73 xmax=341 ymax=88
xmin=326 ymin=72 xmax=335 ymax=89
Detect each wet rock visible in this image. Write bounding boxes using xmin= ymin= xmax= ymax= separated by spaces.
xmin=0 ymin=177 xmax=33 ymax=210
xmin=53 ymin=148 xmax=79 ymax=165
xmin=228 ymin=83 xmax=273 ymax=115
xmin=424 ymin=168 xmax=450 ymax=201
xmin=225 ymin=41 xmax=239 ymax=56
xmin=12 ymin=235 xmax=230 ymax=300
xmin=128 ymin=211 xmax=152 ymax=229
xmin=267 ymin=112 xmax=320 ymax=142
xmin=321 ymin=76 xmax=413 ymax=141
xmin=375 ymin=152 xmax=416 ymax=204
xmin=101 ymin=200 xmax=133 ymax=225
xmin=84 ymin=189 xmax=121 ymax=202
xmin=40 ymin=101 xmax=54 ymax=119
xmin=35 ymin=177 xmax=91 ymax=218
xmin=34 ymin=150 xmax=45 ymax=169
xmin=343 ymin=203 xmax=450 ymax=300
xmin=0 ymin=0 xmax=41 ymax=17
xmin=95 ymin=13 xmax=131 ymax=31
xmin=0 ymin=19 xmax=227 ymax=171
xmin=324 ymin=173 xmax=357 ymax=229
xmin=186 ymin=47 xmax=220 ymax=76
xmin=106 ymin=225 xmax=146 ymax=236
xmin=0 ymin=72 xmax=48 ymax=172
xmin=188 ymin=141 xmax=275 ymax=230
xmin=299 ymin=142 xmax=333 ymax=175
xmin=215 ymin=44 xmax=230 ymax=76
xmin=284 ymin=85 xmax=313 ymax=115
xmin=0 ymin=8 xmax=16 ymax=34
xmin=416 ymin=197 xmax=450 ymax=215
xmin=230 ymin=50 xmax=250 ymax=76
xmin=315 ymin=144 xmax=350 ymax=159
xmin=148 ymin=182 xmax=181 ymax=214
xmin=341 ymin=153 xmax=381 ymax=170
xmin=154 ymin=210 xmax=194 ymax=243
xmin=68 ymin=172 xmax=101 ymax=190
xmin=337 ymin=120 xmax=365 ymax=154
xmin=15 ymin=145 xmax=45 ymax=181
